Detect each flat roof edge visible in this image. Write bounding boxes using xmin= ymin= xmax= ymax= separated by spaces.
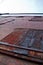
xmin=0 ymin=13 xmax=43 ymax=16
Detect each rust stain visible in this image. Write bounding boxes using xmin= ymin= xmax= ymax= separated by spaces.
xmin=1 ymin=31 xmax=24 ymax=44
xmin=0 ymin=28 xmax=43 ymax=63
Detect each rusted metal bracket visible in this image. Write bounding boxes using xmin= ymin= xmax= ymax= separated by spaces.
xmin=0 ymin=42 xmax=43 ymax=53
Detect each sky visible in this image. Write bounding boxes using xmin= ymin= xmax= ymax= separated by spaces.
xmin=0 ymin=0 xmax=43 ymax=13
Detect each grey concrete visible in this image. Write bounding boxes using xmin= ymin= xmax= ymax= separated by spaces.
xmin=0 ymin=16 xmax=43 ymax=40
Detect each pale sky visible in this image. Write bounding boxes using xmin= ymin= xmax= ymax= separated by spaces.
xmin=0 ymin=0 xmax=43 ymax=13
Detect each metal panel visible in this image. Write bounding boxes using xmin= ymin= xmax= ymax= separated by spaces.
xmin=0 ymin=28 xmax=43 ymax=63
